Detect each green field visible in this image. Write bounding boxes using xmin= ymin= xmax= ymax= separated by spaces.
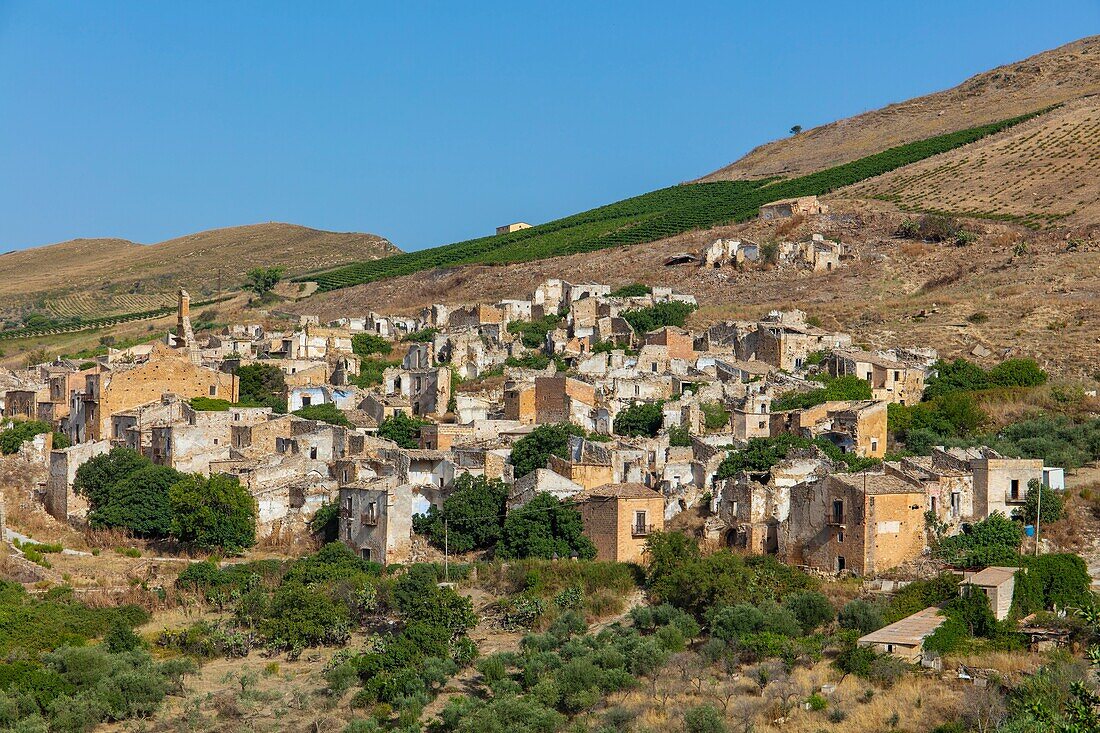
xmin=301 ymin=109 xmax=1049 ymax=293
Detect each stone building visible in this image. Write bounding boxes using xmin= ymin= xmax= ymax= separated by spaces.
xmin=70 ymin=343 xmax=238 ymax=443
xmin=826 ymin=349 xmax=926 ymax=406
xmin=759 ymin=195 xmax=828 ymax=220
xmin=575 ymin=483 xmax=665 ymax=563
xmin=783 ymin=473 xmax=926 ymax=575
xmin=338 ymin=476 xmax=413 ymax=564
xmin=548 ymin=436 xmax=614 ymax=490
xmin=778 ymin=400 xmax=888 ymax=458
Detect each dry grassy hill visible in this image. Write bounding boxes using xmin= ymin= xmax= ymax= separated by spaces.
xmin=0 ymin=223 xmax=397 ymax=319
xmin=699 ymin=36 xmax=1100 ymax=182
xmin=839 ymin=97 xmax=1100 ymax=227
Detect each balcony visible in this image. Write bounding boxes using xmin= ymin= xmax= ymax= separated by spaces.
xmin=631 ymin=524 xmax=654 ymax=537
xmin=1005 ymin=491 xmax=1027 ymax=505
xmin=826 ymin=514 xmax=847 ymax=526
xmin=361 ymin=512 xmax=379 ymax=527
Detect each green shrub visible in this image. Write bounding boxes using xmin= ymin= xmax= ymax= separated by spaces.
xmin=609 ymin=283 xmax=651 ymax=298
xmin=378 ymin=413 xmax=430 ymax=449
xmin=498 ymin=493 xmax=596 ymax=561
xmin=622 ymin=302 xmax=697 ymax=334
xmin=668 ymin=424 xmax=692 ymax=447
xmin=293 ymin=402 xmax=350 ymax=426
xmin=509 ymin=423 xmax=586 ymax=478
xmin=169 ymin=473 xmax=257 ymax=552
xmin=838 ymin=599 xmax=884 ymax=635
xmin=684 ymin=704 xmax=727 ymax=733
xmin=351 ymin=333 xmax=392 ymax=357
xmin=507 ymin=315 xmax=562 ymax=349
xmin=772 ymin=374 xmax=873 ymax=411
xmin=0 ymin=420 xmax=56 ymax=454
xmin=613 ymin=401 xmax=664 ymax=437
xmin=700 ymin=401 xmax=730 ymax=430
xmin=783 ymin=591 xmax=835 ymax=633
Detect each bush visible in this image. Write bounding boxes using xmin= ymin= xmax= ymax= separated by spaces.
xmin=646 ymin=533 xmax=815 ymax=620
xmin=883 ymin=574 xmax=960 ymax=624
xmin=1012 ymin=553 xmax=1091 ymax=616
xmin=0 ymin=420 xmax=60 ymax=454
xmin=838 ymin=599 xmax=884 ymax=635
xmin=609 ymin=283 xmax=651 ymax=298
xmin=352 ymin=333 xmax=392 ymax=357
xmin=507 ymin=315 xmax=562 ymax=349
xmin=700 ymin=401 xmax=730 ymax=431
xmin=236 ymin=363 xmax=287 ymax=410
xmin=934 ymin=513 xmax=1021 ymax=569
xmin=378 ymin=413 xmax=431 ymax=449
xmin=613 ymin=401 xmax=664 ymax=437
xmin=684 ymin=704 xmax=727 ymax=733
xmin=414 ymin=474 xmax=507 ymax=553
xmin=668 ymin=424 xmax=692 ymax=447
xmin=89 ymin=464 xmax=184 ymax=537
xmin=169 ymin=473 xmax=257 ymax=552
xmin=622 ymin=302 xmax=697 ymax=334
xmin=783 ymin=591 xmax=835 ymax=633
xmin=924 ymin=357 xmax=1048 ymax=400
xmin=498 ymin=494 xmax=596 ymax=561
xmin=509 ymin=423 xmax=586 ymax=479
xmin=772 ymin=374 xmax=873 ymax=411
xmin=293 ymin=402 xmax=350 ymax=426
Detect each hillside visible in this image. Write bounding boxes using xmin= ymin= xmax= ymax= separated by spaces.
xmin=300 ymin=113 xmax=1039 ymax=294
xmin=303 ymin=203 xmax=1100 ymax=378
xmin=839 ymin=97 xmax=1100 ymax=227
xmin=0 ymin=223 xmax=397 ymax=320
xmin=698 ymin=35 xmax=1100 ymax=182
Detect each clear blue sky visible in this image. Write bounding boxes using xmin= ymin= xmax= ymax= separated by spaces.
xmin=1 ymin=2 xmax=1096 ymax=254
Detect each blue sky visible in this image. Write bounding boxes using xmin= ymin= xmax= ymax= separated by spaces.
xmin=0 ymin=2 xmax=1096 ymax=254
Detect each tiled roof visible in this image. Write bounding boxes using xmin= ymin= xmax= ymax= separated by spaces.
xmin=576 ymin=482 xmax=662 ymax=500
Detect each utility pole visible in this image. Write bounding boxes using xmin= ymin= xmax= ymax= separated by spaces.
xmin=444 ymin=518 xmax=449 ymax=582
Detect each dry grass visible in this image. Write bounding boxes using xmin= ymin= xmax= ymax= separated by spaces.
xmin=850 ymin=100 xmax=1100 ymax=228
xmin=0 ymin=222 xmax=396 ymax=322
xmin=699 ymin=36 xmax=1100 ymax=182
xmin=600 ymin=659 xmax=965 ymax=733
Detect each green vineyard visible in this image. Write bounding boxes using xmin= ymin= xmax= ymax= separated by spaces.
xmin=301 ymin=109 xmax=1050 ymax=293
xmin=0 ymin=296 xmax=234 ymax=341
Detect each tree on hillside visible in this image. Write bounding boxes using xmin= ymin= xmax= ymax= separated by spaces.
xmin=244 ymin=267 xmax=284 ymax=297
xmin=509 ymin=423 xmax=586 ymax=479
xmin=789 ymin=125 xmax=803 ymax=135
xmin=73 ymin=448 xmax=150 ymax=512
xmin=614 ymin=401 xmax=664 ymax=438
xmin=378 ymin=413 xmax=430 ymax=449
xmin=498 ymin=493 xmax=596 ymax=560
xmin=414 ymin=473 xmax=508 ymax=553
xmin=169 ymin=474 xmax=256 ymax=552
xmin=236 ymin=363 xmax=287 ymax=411
xmin=90 ymin=464 xmax=184 ymax=537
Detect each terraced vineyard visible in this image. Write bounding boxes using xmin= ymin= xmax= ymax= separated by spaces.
xmin=45 ymin=292 xmax=177 ymax=319
xmin=847 ymin=100 xmax=1100 ymax=228
xmin=302 ymin=109 xmax=1049 ymax=293
xmin=0 ymin=295 xmax=234 ymax=341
